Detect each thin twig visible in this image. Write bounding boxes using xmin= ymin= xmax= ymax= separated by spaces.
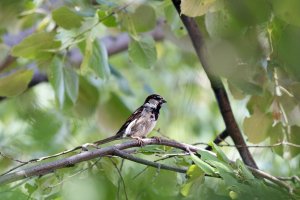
xmin=248 ymin=166 xmax=293 ymax=194
xmin=277 ymin=176 xmax=300 ymax=183
xmin=0 ymin=152 xmax=27 ymax=164
xmin=45 ymin=158 xmax=102 ymax=190
xmin=195 ymin=141 xmax=300 ymax=149
xmin=116 ymin=159 xmax=125 ymax=200
xmin=0 ymin=145 xmax=84 ymax=176
xmin=110 ymin=158 xmax=128 ymax=200
xmin=114 ymin=149 xmax=187 ymax=174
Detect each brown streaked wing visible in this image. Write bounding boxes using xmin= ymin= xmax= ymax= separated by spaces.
xmin=116 ymin=105 xmax=143 ymax=135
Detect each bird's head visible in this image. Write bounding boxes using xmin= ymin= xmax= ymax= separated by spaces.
xmin=144 ymin=94 xmax=167 ymax=109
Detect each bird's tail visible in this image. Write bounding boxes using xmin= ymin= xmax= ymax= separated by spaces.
xmin=93 ymin=135 xmax=121 ymax=146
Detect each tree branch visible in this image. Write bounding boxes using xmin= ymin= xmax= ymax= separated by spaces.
xmin=0 ymin=137 xmax=293 ymax=193
xmin=0 ymin=138 xmax=198 ymax=185
xmin=113 ymin=149 xmax=187 ymax=173
xmin=171 ymin=0 xmax=257 ymax=169
xmin=247 ymin=166 xmax=293 ymax=193
xmin=205 ymin=129 xmax=228 ymax=151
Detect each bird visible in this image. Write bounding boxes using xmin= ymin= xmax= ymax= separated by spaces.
xmin=94 ymin=94 xmax=167 ymax=145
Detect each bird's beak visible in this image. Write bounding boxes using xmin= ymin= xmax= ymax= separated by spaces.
xmin=161 ymin=99 xmax=167 ymax=104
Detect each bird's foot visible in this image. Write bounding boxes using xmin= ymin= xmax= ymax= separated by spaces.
xmin=131 ymin=137 xmax=145 ymax=146
xmin=151 ymin=136 xmax=162 ymax=143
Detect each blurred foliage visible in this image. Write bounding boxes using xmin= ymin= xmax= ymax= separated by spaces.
xmin=0 ymin=0 xmax=300 ymax=199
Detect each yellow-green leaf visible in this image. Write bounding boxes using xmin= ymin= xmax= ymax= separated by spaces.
xmin=289 ymin=126 xmax=300 ymax=157
xmin=97 ymin=93 xmax=131 ymax=133
xmin=190 ymin=153 xmax=215 ymax=176
xmin=130 ymin=4 xmax=156 ymax=33
xmin=0 ymin=69 xmax=34 ymax=96
xmin=11 ymin=32 xmax=61 ymax=59
xmin=52 ymin=6 xmax=83 ymax=29
xmin=181 ymin=0 xmax=219 ymax=17
xmin=181 ymin=165 xmax=204 ymax=196
xmin=81 ymin=38 xmax=110 ymax=79
xmin=243 ymin=107 xmax=272 ymax=143
xmin=97 ymin=10 xmax=117 ymax=27
xmin=128 ymin=36 xmax=157 ymax=68
xmin=269 ymin=124 xmax=284 ymax=157
xmin=272 ymin=0 xmax=300 ymax=27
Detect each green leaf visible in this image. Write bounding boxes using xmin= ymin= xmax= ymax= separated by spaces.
xmin=63 ymin=66 xmax=79 ymax=104
xmin=52 ymin=6 xmax=83 ymax=29
xmin=97 ymin=93 xmax=131 ymax=132
xmin=0 ymin=69 xmax=34 ymax=97
xmin=50 ymin=57 xmax=65 ymax=107
xmin=230 ymin=79 xmax=263 ymax=96
xmin=274 ymin=23 xmax=300 ymax=80
xmin=181 ymin=165 xmax=204 ymax=196
xmin=272 ymin=0 xmax=300 ymax=27
xmin=289 ymin=126 xmax=300 ymax=157
xmin=228 ymin=81 xmax=246 ymax=100
xmin=226 ymin=0 xmax=271 ymax=25
xmin=205 ymin=9 xmax=245 ymax=39
xmin=197 ymin=149 xmax=219 ymax=162
xmin=97 ymin=10 xmax=117 ymax=27
xmin=110 ymin=65 xmax=133 ymax=95
xmin=28 ymin=110 xmax=63 ymax=148
xmin=128 ymin=36 xmax=157 ymax=68
xmin=236 ymin=159 xmax=255 ymax=180
xmin=211 ymin=142 xmax=230 ymax=163
xmin=81 ymin=38 xmax=110 ymax=79
xmin=24 ymin=183 xmax=38 ymax=195
xmin=181 ymin=0 xmax=219 ymax=17
xmin=50 ymin=57 xmax=78 ymax=107
xmin=198 ymin=149 xmax=232 ymax=173
xmin=164 ymin=1 xmax=186 ymax=37
xmin=130 ymin=4 xmax=156 ymax=33
xmin=190 ymin=153 xmax=215 ymax=176
xmin=269 ymin=124 xmax=284 ymax=157
xmin=243 ymin=106 xmax=272 ymax=143
xmin=11 ymin=32 xmax=61 ymax=59
xmin=100 ymin=157 xmax=119 ymax=186
xmin=74 ymin=76 xmax=99 ymax=117
xmin=246 ymin=92 xmax=273 ymax=114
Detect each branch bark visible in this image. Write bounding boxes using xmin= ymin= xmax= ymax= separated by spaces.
xmin=0 ymin=138 xmax=197 ymax=185
xmin=171 ymin=0 xmax=257 ymax=169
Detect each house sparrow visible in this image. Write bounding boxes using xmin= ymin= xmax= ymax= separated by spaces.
xmin=95 ymin=94 xmax=167 ymax=145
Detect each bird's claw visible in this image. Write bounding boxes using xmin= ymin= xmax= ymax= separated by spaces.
xmin=131 ymin=137 xmax=145 ymax=146
xmin=151 ymin=136 xmax=161 ymax=143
